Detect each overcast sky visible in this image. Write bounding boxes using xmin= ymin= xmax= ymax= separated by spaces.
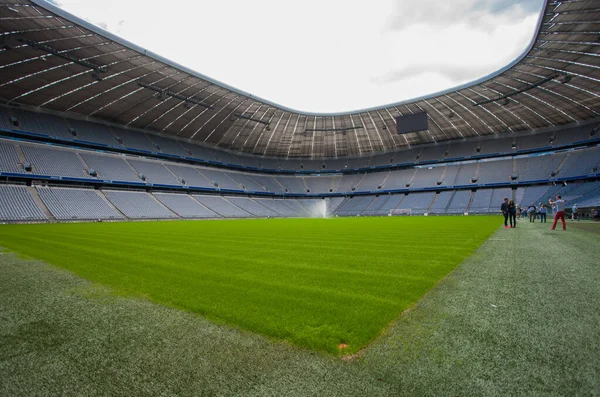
xmin=47 ymin=0 xmax=544 ymax=113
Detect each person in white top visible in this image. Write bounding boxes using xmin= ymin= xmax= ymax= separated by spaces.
xmin=572 ymin=203 xmax=578 ymax=221
xmin=549 ymin=195 xmax=567 ymax=231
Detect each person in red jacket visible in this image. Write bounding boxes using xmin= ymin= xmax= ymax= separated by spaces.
xmin=549 ymin=195 xmax=566 ymax=231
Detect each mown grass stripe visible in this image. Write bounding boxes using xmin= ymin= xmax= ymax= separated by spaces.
xmin=0 ymin=216 xmax=499 ymax=354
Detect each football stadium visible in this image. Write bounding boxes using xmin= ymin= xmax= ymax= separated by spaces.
xmin=1 ymin=0 xmax=599 ymax=395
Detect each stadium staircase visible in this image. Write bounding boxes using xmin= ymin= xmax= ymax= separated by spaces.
xmin=554 ymin=154 xmax=571 ymax=177
xmin=300 ymin=177 xmax=310 ymax=193
xmin=426 ymin=193 xmax=439 ymax=214
xmin=76 ymin=152 xmax=90 ymax=170
xmin=379 ymin=172 xmax=392 ymax=190
xmin=406 ymin=168 xmax=418 ymax=187
xmin=148 ymin=193 xmax=180 ymax=218
xmin=14 ymin=145 xmax=27 ymax=166
xmin=222 ymin=196 xmax=253 ymax=216
xmin=363 ymin=195 xmax=381 ymax=214
xmin=166 ymin=165 xmax=182 ymax=184
xmin=227 ymin=173 xmax=246 ymax=191
xmin=438 ymin=166 xmax=449 ymax=186
xmin=465 ymin=191 xmax=476 ymax=213
xmin=27 ymin=186 xmax=55 ymax=220
xmin=124 ymin=158 xmax=142 ymax=180
xmin=353 ymin=173 xmax=368 ymax=192
xmin=97 ymin=190 xmax=127 ymax=218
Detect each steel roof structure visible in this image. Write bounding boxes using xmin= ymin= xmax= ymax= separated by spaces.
xmin=0 ymin=0 xmax=599 ymax=158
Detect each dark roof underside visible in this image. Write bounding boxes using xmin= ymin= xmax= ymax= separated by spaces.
xmin=0 ymin=0 xmax=599 ymax=158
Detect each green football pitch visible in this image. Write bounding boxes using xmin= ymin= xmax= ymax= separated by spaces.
xmin=0 ymin=216 xmax=500 ymax=354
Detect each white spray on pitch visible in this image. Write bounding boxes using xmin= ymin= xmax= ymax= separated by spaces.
xmin=307 ymin=199 xmax=328 ymax=218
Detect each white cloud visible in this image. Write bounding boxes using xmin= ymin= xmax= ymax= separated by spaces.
xmin=47 ymin=0 xmax=543 ymax=112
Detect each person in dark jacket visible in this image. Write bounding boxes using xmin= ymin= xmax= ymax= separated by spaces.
xmin=501 ymin=198 xmax=509 ymax=228
xmin=527 ymin=203 xmax=537 ymax=222
xmin=508 ymin=200 xmax=517 ymax=228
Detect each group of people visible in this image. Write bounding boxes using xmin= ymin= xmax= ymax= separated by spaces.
xmin=501 ymin=195 xmax=570 ymax=230
xmin=522 ymin=202 xmax=549 ymax=223
xmin=500 ymin=198 xmax=518 ymax=228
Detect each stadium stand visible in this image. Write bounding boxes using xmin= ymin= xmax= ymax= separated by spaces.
xmin=37 ymin=187 xmax=123 ymax=220
xmin=428 ymin=191 xmax=454 ymax=214
xmin=393 ymin=192 xmax=436 ymax=215
xmin=362 ymin=194 xmax=405 ymax=216
xmin=558 ymin=147 xmax=600 ymax=177
xmin=251 ymin=175 xmax=286 ymax=193
xmin=79 ymin=153 xmax=141 ymax=183
xmin=304 ymin=176 xmax=336 ymax=193
xmin=446 ymin=190 xmax=473 ymax=214
xmin=334 ymin=196 xmax=376 ymax=216
xmin=411 ymin=167 xmax=445 ymax=188
xmin=21 ymin=144 xmax=87 ymax=178
xmin=165 ymin=164 xmax=212 ymax=187
xmin=0 ymin=141 xmax=24 ymax=173
xmin=0 ymin=0 xmax=599 ymax=224
xmin=68 ymin=119 xmax=118 ymax=147
xmin=114 ymin=128 xmax=158 ymax=153
xmin=477 ymin=159 xmax=513 ymax=184
xmin=469 ymin=189 xmax=495 ymax=213
xmin=197 ymin=169 xmax=241 ymax=190
xmin=273 ymin=199 xmax=307 ymax=216
xmin=336 ymin=174 xmax=365 ymax=193
xmin=146 ymin=135 xmax=189 ymax=157
xmin=226 ymin=197 xmax=280 ymax=217
xmin=13 ymin=110 xmax=69 ymax=139
xmin=453 ymin=163 xmax=479 ymax=186
xmin=128 ymin=160 xmax=181 ymax=186
xmin=0 ymin=185 xmax=47 ymax=221
xmin=515 ymin=153 xmax=565 ymax=182
xmin=358 ymin=172 xmax=388 ymax=191
xmin=192 ymin=195 xmax=252 ymax=218
xmin=253 ymin=198 xmax=312 ymax=217
xmin=276 ymin=176 xmax=308 ymax=193
xmin=381 ymin=168 xmax=415 ymax=190
xmin=1 ymin=107 xmax=599 ymax=223
xmin=490 ymin=188 xmax=514 ymax=210
xmin=153 ymin=193 xmax=219 ymax=218
xmin=227 ymin=173 xmax=267 ymax=192
xmin=419 ymin=145 xmax=449 ymax=162
xmin=103 ymin=190 xmax=177 ymax=219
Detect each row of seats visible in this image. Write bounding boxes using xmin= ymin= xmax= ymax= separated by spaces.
xmin=2 ymin=181 xmax=598 ymax=222
xmin=333 ymin=183 xmax=600 ymax=217
xmin=1 ymin=106 xmax=598 ymax=172
xmin=0 ymin=185 xmax=322 ymax=221
xmin=2 ymin=139 xmax=599 ymax=195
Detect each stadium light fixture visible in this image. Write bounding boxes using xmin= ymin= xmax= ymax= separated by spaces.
xmin=232 ymin=113 xmax=270 ymax=128
xmin=557 ymin=73 xmax=571 ymax=84
xmin=13 ymin=36 xmax=108 ymax=76
xmin=304 ymin=125 xmax=364 ymax=134
xmin=138 ymin=82 xmax=214 ymax=109
xmin=473 ymin=73 xmax=560 ymax=106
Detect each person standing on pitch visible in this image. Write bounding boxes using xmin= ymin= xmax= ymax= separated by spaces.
xmin=572 ymin=203 xmax=578 ymax=221
xmin=549 ymin=195 xmax=567 ymax=231
xmin=539 ymin=203 xmax=548 ymax=223
xmin=527 ymin=202 xmax=537 ymax=223
xmin=508 ymin=199 xmax=517 ymax=228
xmin=501 ymin=198 xmax=509 ymax=228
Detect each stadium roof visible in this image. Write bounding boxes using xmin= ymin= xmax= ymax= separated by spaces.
xmin=0 ymin=0 xmax=599 ymax=158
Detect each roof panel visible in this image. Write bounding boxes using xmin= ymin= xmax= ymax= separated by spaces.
xmin=1 ymin=0 xmax=598 ymax=158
